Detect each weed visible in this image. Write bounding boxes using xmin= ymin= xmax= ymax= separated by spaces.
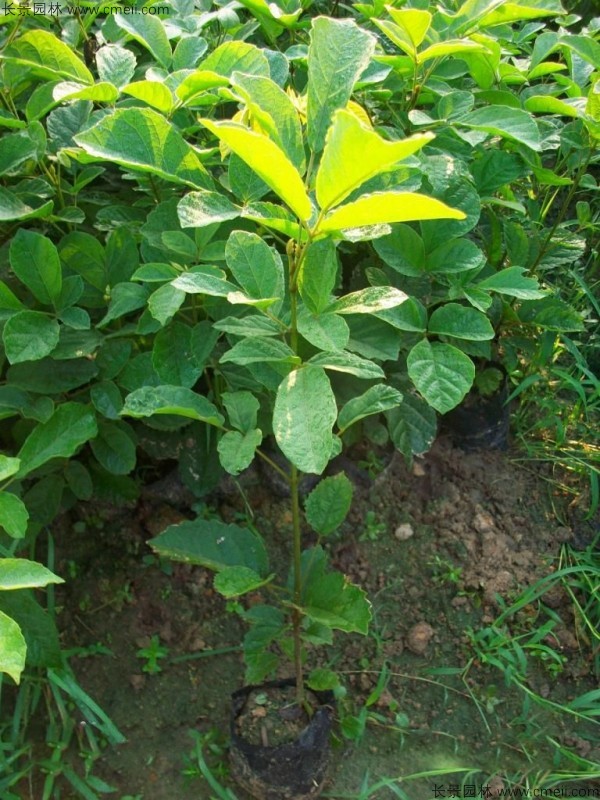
xmin=359 ymin=511 xmax=387 ymax=542
xmin=429 ymin=556 xmax=463 ymax=587
xmin=136 ymin=636 xmax=169 ymax=674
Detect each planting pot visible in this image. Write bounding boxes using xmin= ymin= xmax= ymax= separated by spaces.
xmin=443 ymin=367 xmax=510 ymax=452
xmin=229 ymin=679 xmax=335 ymax=800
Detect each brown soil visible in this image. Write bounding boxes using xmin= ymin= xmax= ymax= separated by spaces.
xmin=16 ymin=435 xmax=600 ymax=798
xmin=234 ymin=685 xmax=316 ymax=747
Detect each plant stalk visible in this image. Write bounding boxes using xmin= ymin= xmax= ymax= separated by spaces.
xmin=287 ymin=239 xmax=305 ymax=704
xmin=290 ymin=464 xmax=304 ymax=705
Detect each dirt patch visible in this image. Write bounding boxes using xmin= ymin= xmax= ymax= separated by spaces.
xmin=19 ymin=436 xmax=599 ymax=798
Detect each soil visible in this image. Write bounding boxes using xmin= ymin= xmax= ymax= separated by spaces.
xmin=16 ymin=435 xmax=600 ymax=798
xmin=234 ymin=685 xmax=317 ymax=747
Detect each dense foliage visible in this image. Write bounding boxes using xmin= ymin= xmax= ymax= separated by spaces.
xmin=0 ymin=0 xmax=597 ymax=785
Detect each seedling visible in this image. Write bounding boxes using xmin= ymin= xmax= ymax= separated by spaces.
xmin=136 ymin=636 xmax=169 ymax=674
xmin=360 ymin=511 xmax=387 ymax=542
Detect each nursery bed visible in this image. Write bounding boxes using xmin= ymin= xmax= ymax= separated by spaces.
xmin=29 ymin=437 xmax=600 ymax=799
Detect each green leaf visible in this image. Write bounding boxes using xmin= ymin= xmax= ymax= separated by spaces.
xmin=7 ymin=359 xmax=98 ymax=395
xmin=214 ymin=566 xmax=272 ymax=599
xmin=122 ymin=81 xmax=174 ymax=115
xmin=98 ymin=283 xmax=149 ymax=328
xmin=407 ymin=340 xmax=475 ymax=414
xmin=16 ymin=404 xmax=98 ymax=479
xmin=147 ymin=284 xmax=186 ymax=326
xmin=171 ymin=268 xmax=238 ymax=297
xmin=302 ymin=550 xmax=371 ymax=634
xmin=0 ymin=559 xmax=64 ymax=590
xmin=225 ymin=231 xmax=284 ymax=304
xmin=213 ymin=316 xmax=281 ymax=338
xmin=122 ymin=386 xmax=224 ymax=427
xmin=242 ymin=201 xmax=301 ymax=240
xmin=0 ymin=591 xmax=61 ymax=669
xmin=374 ymin=224 xmax=425 ymax=276
xmin=220 ymin=338 xmax=298 ymax=366
xmin=306 ymin=17 xmax=376 ymax=153
xmin=201 ymin=40 xmax=270 ymax=80
xmin=96 ymin=45 xmax=136 ymax=89
xmin=316 ymin=109 xmax=433 ymax=211
xmin=318 ymin=192 xmax=465 ymax=233
xmin=90 ymin=422 xmax=136 ymax=476
xmin=1 ymin=30 xmax=92 ymax=84
xmin=3 ymin=312 xmax=60 ymax=364
xmin=383 ymin=7 xmax=432 ymax=49
xmin=426 ymin=238 xmax=485 ymax=275
xmin=200 ymin=118 xmax=312 ymax=221
xmin=0 ymin=188 xmax=53 ymax=222
xmin=52 ymin=81 xmax=120 ymax=108
xmin=90 ymin=381 xmax=122 ymax=421
xmin=174 ymin=70 xmax=229 ymax=106
xmin=74 ymin=108 xmax=211 ymax=189
xmin=338 ymin=385 xmax=403 ymax=433
xmin=477 ymin=267 xmax=546 ymax=299
xmin=178 ymin=190 xmax=240 ymax=228
xmin=479 ymin=1 xmax=561 ymax=27
xmin=518 ymin=297 xmax=584 ymax=332
xmin=307 ymin=668 xmax=340 ymax=691
xmin=65 ymin=461 xmax=93 ymax=501
xmin=305 ymin=473 xmax=353 ymax=536
xmin=174 ymin=35 xmax=207 ymax=71
xmin=191 ymin=322 xmax=219 ymax=374
xmin=327 ymin=287 xmax=408 ymax=315
xmin=222 ymin=391 xmax=260 ymax=433
xmin=0 ymin=610 xmax=26 ymax=684
xmin=0 ymin=130 xmax=39 ymax=176
xmin=386 ymin=393 xmax=437 ymax=460
xmin=458 ymin=106 xmax=541 ymax=151
xmin=297 ymin=309 xmax=349 ymax=352
xmin=0 ymin=456 xmax=21 ymax=482
xmin=416 ymin=39 xmax=489 ymax=64
xmin=229 ymin=154 xmax=270 ymax=202
xmin=231 ymin=72 xmax=305 ymax=173
xmin=308 ymin=351 xmax=384 ymax=379
xmin=114 ymin=14 xmax=171 ymax=68
xmin=0 ymin=494 xmax=29 ymax=539
xmin=9 ymin=230 xmax=62 ymax=306
xmin=218 ymin=429 xmax=262 ymax=476
xmin=153 ymin=323 xmax=201 ymax=388
xmin=375 ymin=298 xmax=427 ymax=332
xmin=149 ymin=518 xmax=268 ymax=576
xmin=524 ymin=95 xmax=584 ymax=120
xmin=428 ymin=303 xmax=494 ymax=341
xmin=298 ymin=239 xmax=339 ymax=315
xmin=273 ymin=366 xmax=337 ymax=474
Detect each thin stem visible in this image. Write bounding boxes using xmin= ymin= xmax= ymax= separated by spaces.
xmin=530 ymin=144 xmax=595 ymax=275
xmin=290 ymin=464 xmax=304 ymax=705
xmin=287 ymin=239 xmax=305 ymax=704
xmin=255 ymin=448 xmax=290 ymax=483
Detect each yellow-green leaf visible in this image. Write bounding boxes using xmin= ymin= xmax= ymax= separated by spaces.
xmin=122 ymin=81 xmax=175 ymax=115
xmin=524 ymin=95 xmax=584 ymax=119
xmin=200 ymin=118 xmax=312 ymax=221
xmin=0 ymin=610 xmax=26 ymax=684
xmin=175 ymin=71 xmax=229 ymax=107
xmin=417 ymin=40 xmax=489 ymax=65
xmin=385 ymin=6 xmax=432 ymax=48
xmin=316 ymin=109 xmax=433 ymax=211
xmin=1 ymin=30 xmax=93 ymax=84
xmin=318 ymin=192 xmax=465 ymax=234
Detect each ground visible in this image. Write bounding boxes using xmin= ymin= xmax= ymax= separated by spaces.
xmin=21 ymin=436 xmax=600 ymax=799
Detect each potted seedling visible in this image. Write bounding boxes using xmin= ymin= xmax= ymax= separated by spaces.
xmin=119 ymin=16 xmax=465 ymax=798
